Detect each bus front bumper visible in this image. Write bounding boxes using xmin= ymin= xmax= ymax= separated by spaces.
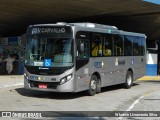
xmin=24 ymin=77 xmax=75 ymax=92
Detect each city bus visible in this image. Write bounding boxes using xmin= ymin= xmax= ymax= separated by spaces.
xmin=24 ymin=22 xmax=146 ymax=95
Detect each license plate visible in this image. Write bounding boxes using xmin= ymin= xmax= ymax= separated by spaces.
xmin=38 ymin=84 xmax=47 ymax=89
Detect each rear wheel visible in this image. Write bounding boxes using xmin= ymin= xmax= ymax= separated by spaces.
xmin=88 ymin=75 xmax=97 ymax=96
xmin=124 ymin=71 xmax=133 ymax=89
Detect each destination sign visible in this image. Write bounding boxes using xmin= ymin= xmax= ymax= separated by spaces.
xmin=32 ymin=28 xmax=66 ymax=34
xmin=27 ymin=26 xmax=72 ymax=35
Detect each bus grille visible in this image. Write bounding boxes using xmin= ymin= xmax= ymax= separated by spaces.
xmin=29 ymin=80 xmax=59 ymax=89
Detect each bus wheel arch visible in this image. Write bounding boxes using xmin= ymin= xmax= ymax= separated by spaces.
xmin=87 ymin=72 xmax=101 ymax=96
xmin=128 ymin=68 xmax=133 ymax=76
xmin=124 ymin=69 xmax=133 ymax=89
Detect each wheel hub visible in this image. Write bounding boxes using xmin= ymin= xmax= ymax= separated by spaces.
xmin=91 ymin=80 xmax=96 ymax=90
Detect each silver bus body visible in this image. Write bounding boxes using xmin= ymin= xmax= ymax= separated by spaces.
xmin=24 ymin=22 xmax=146 ymax=94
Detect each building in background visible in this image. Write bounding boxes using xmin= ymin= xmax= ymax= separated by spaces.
xmin=146 ymin=40 xmax=158 ymax=76
xmin=0 ymin=35 xmax=26 ymax=75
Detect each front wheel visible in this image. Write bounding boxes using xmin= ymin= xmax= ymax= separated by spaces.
xmin=124 ymin=71 xmax=133 ymax=89
xmin=88 ymin=75 xmax=97 ymax=96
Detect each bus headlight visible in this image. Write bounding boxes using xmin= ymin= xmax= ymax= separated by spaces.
xmin=60 ymin=74 xmax=72 ymax=85
xmin=24 ymin=73 xmax=29 ymax=79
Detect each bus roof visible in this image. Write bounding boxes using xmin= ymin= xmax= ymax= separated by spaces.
xmin=29 ymin=22 xmax=117 ymax=30
xmin=29 ymin=22 xmax=146 ymax=38
xmin=119 ymin=30 xmax=146 ymax=38
xmin=70 ymin=22 xmax=118 ymax=30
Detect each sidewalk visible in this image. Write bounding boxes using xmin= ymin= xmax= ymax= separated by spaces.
xmin=0 ymin=75 xmax=23 ymax=89
xmin=138 ymin=76 xmax=160 ymax=81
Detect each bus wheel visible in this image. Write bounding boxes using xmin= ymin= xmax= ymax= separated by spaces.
xmin=96 ymin=80 xmax=101 ymax=94
xmin=88 ymin=75 xmax=97 ymax=96
xmin=124 ymin=71 xmax=133 ymax=89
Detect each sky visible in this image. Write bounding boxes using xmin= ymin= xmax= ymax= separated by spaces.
xmin=143 ymin=0 xmax=160 ymax=5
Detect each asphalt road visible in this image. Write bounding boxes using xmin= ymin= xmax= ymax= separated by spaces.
xmin=0 ymin=76 xmax=160 ymax=120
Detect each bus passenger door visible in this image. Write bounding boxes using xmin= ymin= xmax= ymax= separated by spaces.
xmin=75 ymin=38 xmax=90 ymax=92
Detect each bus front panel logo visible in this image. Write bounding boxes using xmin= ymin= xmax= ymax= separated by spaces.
xmin=37 ymin=76 xmax=41 ymax=80
xmin=32 ymin=28 xmax=40 ymax=34
xmin=94 ymin=61 xmax=104 ymax=68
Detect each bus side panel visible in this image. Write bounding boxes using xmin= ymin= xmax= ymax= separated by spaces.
xmin=89 ymin=57 xmax=127 ymax=87
xmin=132 ymin=56 xmax=146 ymax=80
xmin=75 ymin=62 xmax=91 ymax=92
xmin=75 ymin=57 xmax=117 ymax=92
xmin=90 ymin=57 xmax=114 ymax=87
xmin=75 ymin=56 xmax=146 ymax=92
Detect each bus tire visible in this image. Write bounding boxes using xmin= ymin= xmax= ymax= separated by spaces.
xmin=88 ymin=75 xmax=97 ymax=96
xmin=124 ymin=71 xmax=133 ymax=89
xmin=96 ymin=80 xmax=101 ymax=94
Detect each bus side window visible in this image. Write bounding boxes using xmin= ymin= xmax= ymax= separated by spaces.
xmin=92 ymin=34 xmax=102 ymax=57
xmin=103 ymin=34 xmax=113 ymax=56
xmin=113 ymin=35 xmax=123 ymax=56
xmin=91 ymin=42 xmax=98 ymax=56
xmin=77 ymin=40 xmax=89 ymax=59
xmin=124 ymin=36 xmax=133 ymax=56
xmin=76 ymin=31 xmax=90 ymax=59
xmin=133 ymin=37 xmax=141 ymax=56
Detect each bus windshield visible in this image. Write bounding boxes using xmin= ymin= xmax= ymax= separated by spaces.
xmin=25 ymin=37 xmax=73 ymax=67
